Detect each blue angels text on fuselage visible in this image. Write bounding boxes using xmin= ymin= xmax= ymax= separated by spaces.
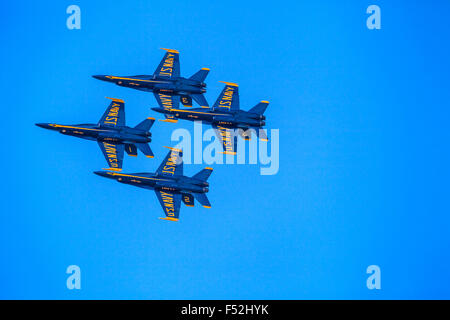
xmin=94 ymin=147 xmax=213 ymax=221
xmin=152 ymin=82 xmax=270 ymax=155
xmin=93 ymin=48 xmax=210 ymax=111
xmin=36 ymin=97 xmax=155 ymax=171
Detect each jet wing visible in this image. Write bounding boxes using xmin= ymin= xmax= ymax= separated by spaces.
xmin=97 ymin=141 xmax=124 ymax=171
xmin=153 ymin=92 xmax=180 ymax=121
xmin=154 ymin=48 xmax=180 ymax=79
xmin=156 ymin=147 xmax=183 ymax=177
xmin=98 ymin=97 xmax=125 ymax=128
xmin=212 ymin=125 xmax=238 ymax=155
xmin=212 ymin=82 xmax=240 ymax=112
xmin=155 ymin=190 xmax=181 ymax=221
xmin=153 ymin=92 xmax=180 ymax=110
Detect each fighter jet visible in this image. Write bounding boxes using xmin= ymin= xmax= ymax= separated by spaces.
xmin=94 ymin=147 xmax=213 ymax=221
xmin=93 ymin=48 xmax=210 ymax=115
xmin=152 ymin=82 xmax=269 ymax=155
xmin=36 ymin=97 xmax=155 ymax=171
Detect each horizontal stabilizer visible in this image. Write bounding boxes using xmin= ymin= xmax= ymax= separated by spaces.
xmin=193 ymin=193 xmax=211 ymax=208
xmin=134 ymin=117 xmax=155 ymax=132
xmin=256 ymin=128 xmax=269 ymax=142
xmin=189 ymin=68 xmax=210 ymax=82
xmin=180 ymin=95 xmax=193 ymax=107
xmin=239 ymin=129 xmax=252 ymax=141
xmin=248 ymin=101 xmax=269 ymax=115
xmin=136 ymin=143 xmax=154 ymax=158
xmin=192 ymin=167 xmax=213 ymax=181
xmin=191 ymin=93 xmax=209 ymax=108
xmin=125 ymin=143 xmax=138 ymax=156
xmin=182 ymin=193 xmax=195 ymax=207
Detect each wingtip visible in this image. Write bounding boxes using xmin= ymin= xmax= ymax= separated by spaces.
xmin=260 ymin=100 xmax=270 ymax=104
xmin=201 ymin=67 xmax=210 ymax=71
xmin=147 ymin=117 xmax=155 ymax=120
xmin=160 ymin=48 xmax=179 ymax=53
xmin=203 ymin=205 xmax=212 ymax=209
xmin=219 ymin=81 xmax=239 ymax=87
xmin=163 ymin=146 xmax=182 ymax=153
xmin=205 ymin=167 xmax=213 ymax=170
xmin=159 ymin=118 xmax=177 ymax=122
xmin=159 ymin=217 xmax=179 ymax=221
xmin=105 ymin=97 xmax=125 ymax=103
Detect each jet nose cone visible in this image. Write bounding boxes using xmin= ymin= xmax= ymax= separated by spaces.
xmin=35 ymin=123 xmax=51 ymax=129
xmin=94 ymin=170 xmax=110 ymax=178
xmin=92 ymin=75 xmax=109 ymax=81
xmin=151 ymin=107 xmax=162 ymax=113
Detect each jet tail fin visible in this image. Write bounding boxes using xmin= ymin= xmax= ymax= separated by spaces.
xmin=136 ymin=143 xmax=154 ymax=158
xmin=192 ymin=167 xmax=213 ymax=181
xmin=134 ymin=117 xmax=155 ymax=132
xmin=189 ymin=68 xmax=209 ymax=83
xmin=191 ymin=93 xmax=209 ymax=108
xmin=248 ymin=101 xmax=269 ymax=115
xmin=193 ymin=193 xmax=211 ymax=208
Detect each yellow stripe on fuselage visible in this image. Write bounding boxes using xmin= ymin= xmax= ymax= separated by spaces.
xmin=50 ymin=124 xmax=109 ymax=132
xmin=106 ymin=172 xmax=171 ymax=182
xmin=169 ymin=108 xmax=228 ymax=116
xmin=105 ymin=76 xmax=170 ymax=84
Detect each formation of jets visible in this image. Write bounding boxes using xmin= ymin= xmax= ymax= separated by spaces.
xmin=37 ymin=48 xmax=270 ymax=221
xmin=93 ymin=48 xmax=209 ymax=109
xmin=37 ymin=97 xmax=155 ymax=171
xmin=152 ymin=81 xmax=269 ymax=154
xmin=94 ymin=147 xmax=212 ymax=221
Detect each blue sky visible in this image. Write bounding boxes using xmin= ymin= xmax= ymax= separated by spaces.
xmin=1 ymin=0 xmax=449 ymax=299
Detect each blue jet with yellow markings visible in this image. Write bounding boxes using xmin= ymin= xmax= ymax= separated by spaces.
xmin=36 ymin=97 xmax=155 ymax=171
xmin=93 ymin=48 xmax=210 ymax=115
xmin=152 ymin=82 xmax=269 ymax=155
xmin=94 ymin=147 xmax=213 ymax=221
